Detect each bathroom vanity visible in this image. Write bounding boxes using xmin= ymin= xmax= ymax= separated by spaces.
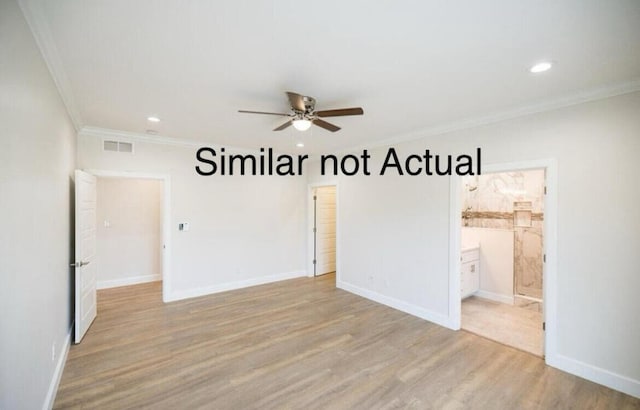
xmin=461 ymin=246 xmax=480 ymax=298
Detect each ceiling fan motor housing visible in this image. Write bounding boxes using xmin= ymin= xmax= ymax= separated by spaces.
xmin=300 ymin=96 xmax=316 ymax=114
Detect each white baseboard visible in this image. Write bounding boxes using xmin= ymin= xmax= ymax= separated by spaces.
xmin=166 ymin=270 xmax=306 ymax=302
xmin=337 ymin=280 xmax=455 ymax=330
xmin=474 ymin=289 xmax=514 ymax=305
xmin=42 ymin=327 xmax=71 ymax=410
xmin=547 ymin=353 xmax=640 ymax=399
xmin=97 ymin=274 xmax=161 ymax=289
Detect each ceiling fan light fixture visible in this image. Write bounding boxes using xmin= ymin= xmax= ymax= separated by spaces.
xmin=292 ymin=118 xmax=312 ymax=131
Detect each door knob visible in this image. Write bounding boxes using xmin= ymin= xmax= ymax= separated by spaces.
xmin=70 ymin=260 xmax=90 ymax=267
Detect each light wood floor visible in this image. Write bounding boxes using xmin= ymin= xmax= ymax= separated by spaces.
xmin=462 ymin=296 xmax=543 ymax=357
xmin=54 ymin=274 xmax=639 ymax=409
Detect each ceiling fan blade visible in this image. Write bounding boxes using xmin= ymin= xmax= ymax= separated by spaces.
xmin=238 ymin=110 xmax=290 ymax=116
xmin=313 ymin=118 xmax=341 ymax=132
xmin=286 ymin=91 xmax=305 ymax=112
xmin=315 ymin=107 xmax=364 ymax=117
xmin=273 ymin=120 xmax=293 ymax=131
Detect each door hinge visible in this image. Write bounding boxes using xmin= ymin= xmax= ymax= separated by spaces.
xmin=313 ymin=195 xmax=317 ymax=200
xmin=313 ymin=227 xmax=317 ymax=233
xmin=313 ymin=259 xmax=317 ymax=265
xmin=542 ymin=322 xmax=546 ymax=331
xmin=544 ymin=186 xmax=547 ymax=195
xmin=543 ymin=254 xmax=546 ymax=263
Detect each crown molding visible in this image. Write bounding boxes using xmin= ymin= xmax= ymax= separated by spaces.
xmin=18 ymin=0 xmax=83 ymax=130
xmin=82 ymin=78 xmax=640 ymax=157
xmin=339 ymin=77 xmax=640 ymax=154
xmin=16 ymin=0 xmax=640 ymax=148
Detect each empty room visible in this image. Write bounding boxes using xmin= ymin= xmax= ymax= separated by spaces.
xmin=2 ymin=0 xmax=640 ymax=409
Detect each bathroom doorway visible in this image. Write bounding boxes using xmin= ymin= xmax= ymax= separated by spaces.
xmin=456 ymin=165 xmax=549 ymax=357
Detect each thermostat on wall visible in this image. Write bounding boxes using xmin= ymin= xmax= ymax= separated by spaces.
xmin=179 ymin=222 xmax=190 ymax=231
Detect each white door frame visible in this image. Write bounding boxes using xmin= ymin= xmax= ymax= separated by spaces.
xmin=307 ymin=181 xmax=339 ymax=282
xmin=449 ymin=158 xmax=558 ymax=362
xmin=85 ymin=169 xmax=172 ymax=303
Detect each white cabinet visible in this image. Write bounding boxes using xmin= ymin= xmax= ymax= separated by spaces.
xmin=461 ymin=248 xmax=480 ymax=298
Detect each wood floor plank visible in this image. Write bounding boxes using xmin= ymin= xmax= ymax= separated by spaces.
xmin=54 ymin=274 xmax=640 ymax=409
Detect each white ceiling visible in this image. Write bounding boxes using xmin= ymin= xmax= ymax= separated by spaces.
xmin=24 ymin=0 xmax=640 ymax=153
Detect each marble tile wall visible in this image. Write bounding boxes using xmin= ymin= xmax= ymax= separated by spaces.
xmin=514 ymin=226 xmax=543 ymax=299
xmin=462 ymin=170 xmax=545 ymax=300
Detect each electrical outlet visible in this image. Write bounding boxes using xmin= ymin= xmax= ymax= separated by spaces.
xmin=51 ymin=343 xmax=56 ymax=362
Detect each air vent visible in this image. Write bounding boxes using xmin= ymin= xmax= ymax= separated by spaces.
xmin=103 ymin=140 xmax=134 ymax=153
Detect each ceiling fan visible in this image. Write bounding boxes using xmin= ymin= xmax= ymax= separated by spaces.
xmin=238 ymin=91 xmax=364 ymax=132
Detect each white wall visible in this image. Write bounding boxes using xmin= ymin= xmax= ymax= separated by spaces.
xmin=0 ymin=1 xmax=77 ymax=408
xmin=78 ymin=136 xmax=307 ymax=300
xmin=310 ymin=91 xmax=640 ymax=397
xmin=462 ymin=227 xmax=514 ymax=303
xmin=96 ymin=178 xmax=162 ymax=288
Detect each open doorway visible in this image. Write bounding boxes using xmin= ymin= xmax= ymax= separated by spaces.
xmin=459 ymin=168 xmax=545 ymax=356
xmin=72 ymin=170 xmax=171 ymax=343
xmin=88 ymin=170 xmax=171 ymax=302
xmin=449 ymin=159 xmax=558 ymax=361
xmin=308 ymin=184 xmax=337 ymax=285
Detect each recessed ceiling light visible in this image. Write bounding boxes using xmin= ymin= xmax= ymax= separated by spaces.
xmin=147 ymin=116 xmax=161 ymax=122
xmin=529 ymin=61 xmax=553 ymax=73
xmin=296 ymin=142 xmax=305 ymax=148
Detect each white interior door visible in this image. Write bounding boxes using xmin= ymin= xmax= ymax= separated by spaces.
xmin=73 ymin=170 xmax=98 ymax=343
xmin=314 ymin=186 xmax=336 ymax=276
